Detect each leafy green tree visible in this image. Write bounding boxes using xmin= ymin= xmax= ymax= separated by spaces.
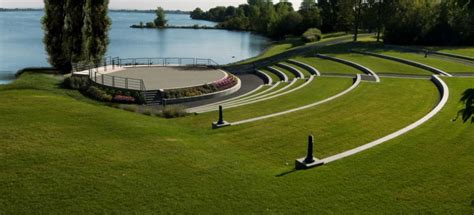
xmin=62 ymin=0 xmax=86 ymax=71
xmin=190 ymin=7 xmax=205 ymax=19
xmin=84 ymin=0 xmax=111 ymax=64
xmin=154 ymin=7 xmax=167 ymax=27
xmin=300 ymin=0 xmax=317 ymax=10
xmin=42 ymin=0 xmax=111 ymax=73
xmin=42 ymin=0 xmax=68 ymax=71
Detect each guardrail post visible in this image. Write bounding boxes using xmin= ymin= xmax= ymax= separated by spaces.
xmin=112 ymin=76 xmax=115 ymax=87
xmin=94 ymin=72 xmax=97 ymax=82
xmin=112 ymin=59 xmax=115 ymax=70
xmin=101 ymin=74 xmax=104 ymax=85
xmin=104 ymin=59 xmax=107 ymax=72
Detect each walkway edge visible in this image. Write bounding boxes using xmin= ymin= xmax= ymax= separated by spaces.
xmin=286 ymin=59 xmax=321 ymax=76
xmin=320 ymin=75 xmax=450 ymax=164
xmin=230 ymin=74 xmax=362 ymax=126
xmin=316 ymin=54 xmax=381 ymax=82
xmin=353 ymin=50 xmax=453 ymax=77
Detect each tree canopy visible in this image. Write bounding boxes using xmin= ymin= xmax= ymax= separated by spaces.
xmin=191 ymin=0 xmax=474 ymax=45
xmin=42 ymin=0 xmax=111 ymax=72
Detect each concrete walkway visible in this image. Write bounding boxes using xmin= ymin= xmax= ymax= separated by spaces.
xmin=230 ymin=75 xmax=362 ymax=126
xmin=320 ymin=75 xmax=449 ymax=164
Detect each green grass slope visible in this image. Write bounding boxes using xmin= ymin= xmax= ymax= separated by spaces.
xmin=330 ymin=53 xmax=433 ymax=75
xmin=293 ymin=56 xmax=361 ymax=75
xmin=379 ymin=51 xmax=474 ymax=74
xmin=1 ymin=73 xmax=472 ymax=213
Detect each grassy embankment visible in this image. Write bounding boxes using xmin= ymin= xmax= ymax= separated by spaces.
xmin=1 ymin=41 xmax=473 ymax=213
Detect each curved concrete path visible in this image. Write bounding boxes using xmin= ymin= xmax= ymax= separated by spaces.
xmin=194 ymin=79 xmax=302 ymax=113
xmin=353 ymin=50 xmax=453 ymax=77
xmin=286 ymin=59 xmax=321 ymax=76
xmin=195 ymin=76 xmax=314 ymax=113
xmin=313 ymin=75 xmax=450 ymax=166
xmin=316 ymin=54 xmax=381 ymax=82
xmin=187 ymin=82 xmax=282 ymax=112
xmin=214 ymin=79 xmax=299 ymax=107
xmin=267 ymin=66 xmax=289 ymax=82
xmin=276 ymin=63 xmax=305 ymax=79
xmin=230 ymin=75 xmax=362 ymax=126
xmin=255 ymin=70 xmax=273 ymax=85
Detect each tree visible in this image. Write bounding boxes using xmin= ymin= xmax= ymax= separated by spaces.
xmin=42 ymin=0 xmax=110 ymax=73
xmin=300 ymin=0 xmax=317 ymax=11
xmin=42 ymin=0 xmax=67 ymax=71
xmin=154 ymin=7 xmax=167 ymax=27
xmin=84 ymin=0 xmax=111 ymax=64
xmin=190 ymin=7 xmax=205 ymax=19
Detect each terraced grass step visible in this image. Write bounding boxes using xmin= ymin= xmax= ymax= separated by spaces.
xmin=189 ymin=81 xmax=290 ymax=113
xmin=293 ymin=56 xmax=361 ymax=75
xmin=329 ymin=53 xmax=433 ymax=76
xmin=225 ymin=77 xmax=358 ymax=123
xmin=189 ymin=78 xmax=438 ymax=159
xmin=215 ymin=79 xmax=306 ymax=108
xmin=278 ymin=62 xmax=312 ymax=77
xmin=271 ymin=65 xmax=296 ymax=80
xmin=260 ymin=68 xmax=283 ymax=82
xmin=266 ymin=66 xmax=288 ymax=82
xmin=380 ymin=50 xmax=474 ymax=74
xmin=193 ymin=79 xmax=308 ymax=113
xmin=286 ymin=59 xmax=321 ymax=76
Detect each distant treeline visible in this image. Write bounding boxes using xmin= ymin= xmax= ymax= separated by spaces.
xmin=0 ymin=8 xmax=189 ymax=14
xmin=191 ymin=0 xmax=474 ymax=45
xmin=0 ymin=8 xmax=42 ymax=11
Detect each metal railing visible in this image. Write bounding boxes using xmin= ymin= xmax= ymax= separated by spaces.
xmin=89 ymin=70 xmax=146 ymax=91
xmin=75 ymin=57 xmax=220 ymax=92
xmin=118 ymin=57 xmax=219 ymax=67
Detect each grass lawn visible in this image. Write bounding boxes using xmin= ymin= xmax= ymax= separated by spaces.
xmin=272 ymin=65 xmax=296 ymax=80
xmin=279 ymin=62 xmax=313 ymax=77
xmin=236 ymin=33 xmax=352 ymax=65
xmin=293 ymin=56 xmax=361 ymax=75
xmin=1 ymin=72 xmax=472 ymax=213
xmin=377 ymin=50 xmax=474 ymax=74
xmin=214 ymin=77 xmax=352 ymax=121
xmin=260 ymin=68 xmax=282 ymax=82
xmin=429 ymin=47 xmax=474 ymax=57
xmin=330 ymin=53 xmax=433 ymax=75
xmin=219 ymin=79 xmax=307 ymax=108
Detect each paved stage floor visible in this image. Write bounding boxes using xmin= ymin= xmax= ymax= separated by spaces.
xmin=109 ymin=66 xmax=226 ymax=90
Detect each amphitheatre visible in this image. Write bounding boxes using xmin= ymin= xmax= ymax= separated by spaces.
xmin=2 ymin=34 xmax=472 ymax=213
xmin=1 ymin=2 xmax=473 ymax=213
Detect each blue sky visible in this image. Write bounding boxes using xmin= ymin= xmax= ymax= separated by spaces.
xmin=0 ymin=0 xmax=302 ymax=11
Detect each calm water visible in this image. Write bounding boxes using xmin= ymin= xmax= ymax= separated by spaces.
xmin=0 ymin=11 xmax=270 ymax=84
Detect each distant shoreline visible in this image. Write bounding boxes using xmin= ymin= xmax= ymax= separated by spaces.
xmin=0 ymin=8 xmax=190 ymax=14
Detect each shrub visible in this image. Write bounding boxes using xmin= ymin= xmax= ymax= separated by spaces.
xmin=63 ymin=76 xmax=89 ymax=90
xmin=113 ymin=95 xmax=135 ymax=103
xmin=85 ymin=86 xmax=112 ymax=102
xmin=160 ymin=105 xmax=188 ymax=118
xmin=302 ymin=28 xmax=322 ymax=42
xmin=146 ymin=22 xmax=156 ymax=28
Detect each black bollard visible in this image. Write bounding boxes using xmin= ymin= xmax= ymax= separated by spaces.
xmin=304 ymin=135 xmax=315 ymax=163
xmin=217 ymin=105 xmax=224 ymax=125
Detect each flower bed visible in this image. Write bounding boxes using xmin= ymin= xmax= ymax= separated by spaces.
xmin=163 ymin=74 xmax=238 ymax=99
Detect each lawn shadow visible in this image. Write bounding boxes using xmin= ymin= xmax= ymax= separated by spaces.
xmin=275 ymin=168 xmax=298 ymax=177
xmin=301 ymin=41 xmax=384 ymax=57
xmin=454 ymin=88 xmax=474 ymax=123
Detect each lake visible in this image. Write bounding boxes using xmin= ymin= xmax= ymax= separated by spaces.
xmin=0 ymin=11 xmax=271 ymax=84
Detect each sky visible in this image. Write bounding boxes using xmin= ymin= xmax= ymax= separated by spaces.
xmin=0 ymin=0 xmax=302 ymax=11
